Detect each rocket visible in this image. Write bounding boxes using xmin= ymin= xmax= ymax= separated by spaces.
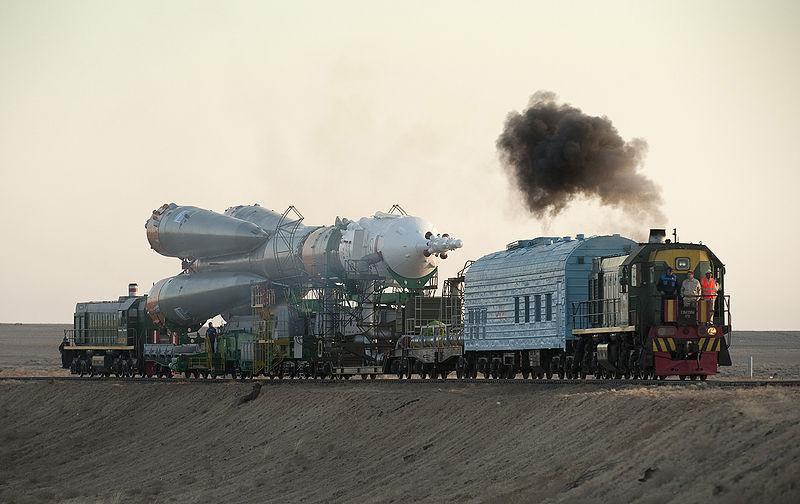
xmin=144 ymin=203 xmax=462 ymax=328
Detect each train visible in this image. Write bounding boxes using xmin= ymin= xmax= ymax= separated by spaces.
xmin=59 ymin=202 xmax=732 ymax=380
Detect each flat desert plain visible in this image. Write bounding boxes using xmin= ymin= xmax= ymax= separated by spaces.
xmin=0 ymin=324 xmax=798 ymax=504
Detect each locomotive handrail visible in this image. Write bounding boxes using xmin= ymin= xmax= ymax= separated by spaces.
xmin=64 ymin=328 xmax=127 ymax=346
xmin=573 ymin=293 xmax=732 ymax=332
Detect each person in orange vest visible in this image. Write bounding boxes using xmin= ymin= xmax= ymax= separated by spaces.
xmin=701 ymin=269 xmax=718 ymax=322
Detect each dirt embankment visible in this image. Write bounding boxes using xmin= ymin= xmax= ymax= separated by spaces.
xmin=1 ymin=381 xmax=798 ymax=504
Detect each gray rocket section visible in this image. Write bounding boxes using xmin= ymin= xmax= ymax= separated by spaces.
xmin=146 ymin=272 xmax=264 ymax=328
xmin=146 ymin=203 xmax=268 ymax=260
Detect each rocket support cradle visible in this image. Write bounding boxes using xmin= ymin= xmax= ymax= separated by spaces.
xmin=145 ymin=203 xmax=462 ymax=328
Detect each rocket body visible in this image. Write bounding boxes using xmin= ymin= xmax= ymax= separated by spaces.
xmin=144 ymin=203 xmax=462 ymax=328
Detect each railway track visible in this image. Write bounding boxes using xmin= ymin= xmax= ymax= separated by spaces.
xmin=2 ymin=375 xmax=799 ymax=388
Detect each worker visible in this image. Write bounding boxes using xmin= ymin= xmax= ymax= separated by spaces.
xmin=657 ymin=266 xmax=678 ymax=322
xmin=680 ymin=270 xmax=702 ymax=308
xmin=206 ymin=321 xmax=217 ymax=353
xmin=657 ymin=266 xmax=678 ymax=300
xmin=701 ymin=269 xmax=718 ymax=322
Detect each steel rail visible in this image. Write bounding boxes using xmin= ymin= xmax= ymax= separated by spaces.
xmin=2 ymin=376 xmax=799 ymax=388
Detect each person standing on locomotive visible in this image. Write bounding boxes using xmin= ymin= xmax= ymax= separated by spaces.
xmin=680 ymin=270 xmax=702 ymax=308
xmin=701 ymin=270 xmax=718 ymax=322
xmin=657 ymin=266 xmax=678 ymax=321
xmin=206 ymin=321 xmax=217 ymax=353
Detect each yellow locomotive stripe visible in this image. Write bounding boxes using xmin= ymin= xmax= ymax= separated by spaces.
xmin=652 ymin=337 xmax=721 ymax=352
xmin=651 ymin=338 xmax=674 ymax=352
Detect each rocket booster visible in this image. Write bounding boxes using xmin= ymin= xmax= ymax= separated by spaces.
xmin=144 ymin=203 xmax=462 ymax=327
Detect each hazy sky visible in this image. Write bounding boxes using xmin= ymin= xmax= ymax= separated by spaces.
xmin=1 ymin=1 xmax=798 ymax=329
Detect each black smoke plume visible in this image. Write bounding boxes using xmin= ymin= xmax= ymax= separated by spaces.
xmin=497 ymin=91 xmax=664 ymax=222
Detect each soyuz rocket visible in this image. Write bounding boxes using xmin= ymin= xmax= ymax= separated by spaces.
xmin=144 ymin=203 xmax=462 ymax=328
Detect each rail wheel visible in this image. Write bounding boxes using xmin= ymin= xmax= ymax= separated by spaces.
xmin=522 ymin=369 xmax=530 ymax=379
xmin=184 ymin=370 xmax=191 ymax=379
xmin=545 ymin=371 xmax=553 ymax=380
xmin=679 ymin=375 xmax=687 ymax=381
xmin=700 ymin=374 xmax=707 ymax=381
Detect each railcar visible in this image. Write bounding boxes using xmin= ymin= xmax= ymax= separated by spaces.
xmin=461 ymin=233 xmax=638 ymax=378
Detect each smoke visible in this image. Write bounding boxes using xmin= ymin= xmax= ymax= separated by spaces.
xmin=497 ymin=91 xmax=664 ymax=223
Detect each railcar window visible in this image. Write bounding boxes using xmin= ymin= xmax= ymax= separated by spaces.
xmin=482 ymin=309 xmax=487 ymax=324
xmin=534 ymin=295 xmax=542 ymax=322
xmin=631 ymin=264 xmax=638 ymax=287
xmin=577 ymin=256 xmax=584 ymax=264
xmin=545 ymin=293 xmax=553 ymax=321
xmin=514 ymin=297 xmax=520 ymax=323
xmin=524 ymin=296 xmax=530 ymax=323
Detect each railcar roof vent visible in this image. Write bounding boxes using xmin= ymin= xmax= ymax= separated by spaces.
xmin=648 ymin=229 xmax=666 ymax=243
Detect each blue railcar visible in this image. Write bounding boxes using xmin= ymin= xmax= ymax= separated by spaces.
xmin=463 ymin=234 xmax=636 ymax=378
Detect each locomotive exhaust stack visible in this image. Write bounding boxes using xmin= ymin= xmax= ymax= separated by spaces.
xmin=648 ymin=229 xmax=667 ymax=244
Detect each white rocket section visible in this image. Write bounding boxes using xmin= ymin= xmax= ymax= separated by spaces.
xmin=339 ymin=213 xmax=443 ymax=280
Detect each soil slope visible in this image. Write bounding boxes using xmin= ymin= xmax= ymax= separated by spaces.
xmin=1 ymin=380 xmax=798 ymax=504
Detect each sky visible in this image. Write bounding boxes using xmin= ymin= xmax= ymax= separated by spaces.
xmin=1 ymin=0 xmax=798 ymax=329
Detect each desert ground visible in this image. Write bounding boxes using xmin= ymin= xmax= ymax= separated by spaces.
xmin=0 ymin=324 xmax=799 ymax=504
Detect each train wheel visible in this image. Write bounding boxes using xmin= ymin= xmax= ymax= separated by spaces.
xmin=184 ymin=371 xmax=191 ymax=379
xmin=441 ymin=370 xmax=448 ymax=380
xmin=700 ymin=374 xmax=707 ymax=381
xmin=679 ymin=375 xmax=687 ymax=381
xmin=545 ymin=371 xmax=553 ymax=380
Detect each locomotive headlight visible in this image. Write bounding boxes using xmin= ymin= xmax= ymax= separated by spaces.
xmin=707 ymin=327 xmax=717 ymax=336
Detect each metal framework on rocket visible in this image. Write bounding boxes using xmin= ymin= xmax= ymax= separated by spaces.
xmin=144 ymin=203 xmax=463 ymax=344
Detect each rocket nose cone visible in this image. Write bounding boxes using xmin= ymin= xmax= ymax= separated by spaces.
xmin=380 ymin=216 xmax=440 ymax=280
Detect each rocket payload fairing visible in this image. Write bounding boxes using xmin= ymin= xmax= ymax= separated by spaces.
xmin=145 ymin=203 xmax=462 ymax=328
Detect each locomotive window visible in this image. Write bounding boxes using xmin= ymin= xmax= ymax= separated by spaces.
xmin=482 ymin=309 xmax=487 ymax=324
xmin=468 ymin=309 xmax=474 ymax=324
xmin=534 ymin=295 xmax=542 ymax=322
xmin=676 ymin=257 xmax=691 ymax=270
xmin=514 ymin=297 xmax=520 ymax=323
xmin=631 ymin=264 xmax=638 ymax=287
xmin=577 ymin=256 xmax=584 ymax=264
